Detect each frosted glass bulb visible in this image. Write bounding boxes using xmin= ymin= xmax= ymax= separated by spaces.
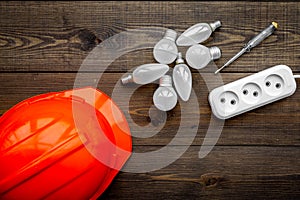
xmin=176 ymin=21 xmax=221 ymax=46
xmin=153 ymin=75 xmax=178 ymax=111
xmin=121 ymin=63 xmax=169 ymax=85
xmin=186 ymin=44 xmax=221 ymax=69
xmin=173 ymin=53 xmax=192 ymax=101
xmin=153 ymin=29 xmax=178 ymax=64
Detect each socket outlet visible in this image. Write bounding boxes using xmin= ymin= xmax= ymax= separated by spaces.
xmin=264 ymin=74 xmax=284 ymax=96
xmin=209 ymin=65 xmax=297 ymax=119
xmin=241 ymin=83 xmax=262 ymax=104
xmin=218 ymin=91 xmax=239 ymax=114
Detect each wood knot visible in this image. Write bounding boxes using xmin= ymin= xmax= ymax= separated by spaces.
xmin=199 ymin=173 xmax=225 ymax=189
xmin=78 ymin=29 xmax=101 ymax=51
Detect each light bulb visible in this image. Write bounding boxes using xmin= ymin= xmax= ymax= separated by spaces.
xmin=173 ymin=53 xmax=192 ymax=101
xmin=153 ymin=75 xmax=178 ymax=111
xmin=153 ymin=29 xmax=178 ymax=64
xmin=186 ymin=44 xmax=221 ymax=69
xmin=176 ymin=21 xmax=221 ymax=46
xmin=121 ymin=63 xmax=169 ymax=85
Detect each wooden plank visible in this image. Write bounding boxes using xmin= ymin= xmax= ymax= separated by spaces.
xmin=0 ymin=2 xmax=299 ymax=72
xmin=0 ymin=72 xmax=299 ymax=146
xmin=99 ymin=146 xmax=300 ymax=200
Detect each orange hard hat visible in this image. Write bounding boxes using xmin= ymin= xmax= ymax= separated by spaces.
xmin=0 ymin=87 xmax=132 ymax=199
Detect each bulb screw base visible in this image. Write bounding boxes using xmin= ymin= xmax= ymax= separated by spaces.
xmin=209 ymin=46 xmax=222 ymax=60
xmin=176 ymin=52 xmax=185 ymax=64
xmin=164 ymin=29 xmax=177 ymax=41
xmin=209 ymin=21 xmax=222 ymax=32
xmin=159 ymin=75 xmax=172 ymax=87
xmin=121 ymin=74 xmax=133 ymax=85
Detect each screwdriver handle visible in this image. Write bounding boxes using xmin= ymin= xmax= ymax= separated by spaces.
xmin=244 ymin=22 xmax=278 ymax=51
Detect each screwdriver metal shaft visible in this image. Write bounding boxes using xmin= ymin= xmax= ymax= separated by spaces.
xmin=215 ymin=22 xmax=278 ymax=74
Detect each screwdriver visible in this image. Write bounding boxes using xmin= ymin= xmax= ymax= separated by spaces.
xmin=215 ymin=22 xmax=278 ymax=74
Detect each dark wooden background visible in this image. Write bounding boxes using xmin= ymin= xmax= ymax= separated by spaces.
xmin=0 ymin=1 xmax=299 ymax=199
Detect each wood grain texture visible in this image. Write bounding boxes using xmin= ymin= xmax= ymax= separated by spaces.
xmin=100 ymin=146 xmax=300 ymax=200
xmin=0 ymin=1 xmax=299 ymax=200
xmin=0 ymin=1 xmax=299 ymax=72
xmin=0 ymin=73 xmax=299 ymax=147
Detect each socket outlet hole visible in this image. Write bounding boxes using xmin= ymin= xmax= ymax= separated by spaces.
xmin=230 ymin=100 xmax=236 ymax=105
xmin=220 ymin=98 xmax=226 ymax=103
xmin=243 ymin=90 xmax=248 ymax=95
xmin=253 ymin=91 xmax=258 ymax=97
xmin=266 ymin=81 xmax=271 ymax=87
xmin=276 ymin=83 xmax=281 ymax=89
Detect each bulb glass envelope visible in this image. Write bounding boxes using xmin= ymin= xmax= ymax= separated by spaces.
xmin=173 ymin=63 xmax=192 ymax=101
xmin=0 ymin=87 xmax=132 ymax=199
xmin=186 ymin=45 xmax=221 ymax=69
xmin=153 ymin=29 xmax=178 ymax=64
xmin=176 ymin=21 xmax=221 ymax=46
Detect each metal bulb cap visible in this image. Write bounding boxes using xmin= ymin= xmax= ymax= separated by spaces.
xmin=209 ymin=21 xmax=222 ymax=32
xmin=209 ymin=46 xmax=222 ymax=60
xmin=121 ymin=74 xmax=133 ymax=85
xmin=176 ymin=52 xmax=185 ymax=64
xmin=159 ymin=75 xmax=172 ymax=87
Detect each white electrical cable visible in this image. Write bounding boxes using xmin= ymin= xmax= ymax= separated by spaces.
xmin=294 ymin=75 xmax=300 ymax=79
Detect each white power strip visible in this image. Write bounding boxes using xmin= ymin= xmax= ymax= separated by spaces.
xmin=209 ymin=65 xmax=297 ymax=119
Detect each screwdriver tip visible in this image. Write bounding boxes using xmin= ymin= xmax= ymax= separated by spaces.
xmin=272 ymin=22 xmax=278 ymax=29
xmin=215 ymin=65 xmax=226 ymax=74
